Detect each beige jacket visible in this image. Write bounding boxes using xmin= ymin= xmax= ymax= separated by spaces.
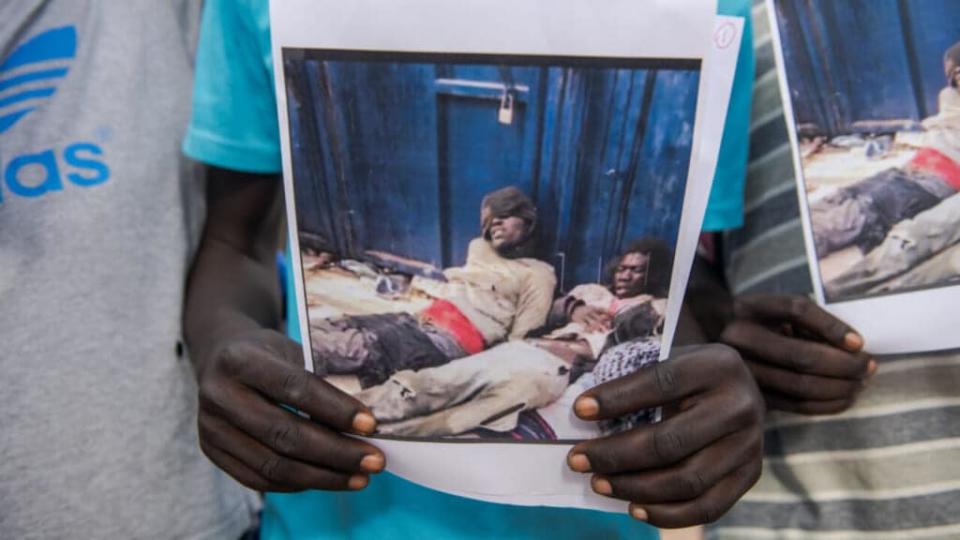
xmin=414 ymin=238 xmax=557 ymax=345
xmin=921 ymin=86 xmax=960 ymax=164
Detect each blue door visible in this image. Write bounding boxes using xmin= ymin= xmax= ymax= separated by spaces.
xmin=775 ymin=0 xmax=960 ymax=137
xmin=434 ymin=65 xmax=545 ymax=267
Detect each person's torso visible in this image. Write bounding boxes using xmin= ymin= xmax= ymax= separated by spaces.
xmin=920 ymin=86 xmax=960 ymax=166
xmin=442 ymin=238 xmax=553 ymax=343
xmin=0 ymin=2 xmax=255 ymax=537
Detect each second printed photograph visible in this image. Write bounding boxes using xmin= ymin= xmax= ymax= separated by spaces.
xmin=772 ymin=0 xmax=960 ymax=303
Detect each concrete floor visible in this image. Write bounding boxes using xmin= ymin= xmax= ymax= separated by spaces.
xmin=801 ymin=138 xmax=919 ymax=281
xmin=302 ymin=253 xmax=433 ymax=395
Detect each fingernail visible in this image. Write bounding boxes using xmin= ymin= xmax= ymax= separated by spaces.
xmin=866 ymin=359 xmax=878 ymax=377
xmin=574 ymin=397 xmax=599 ymax=419
xmin=629 ymin=504 xmax=649 ymax=522
xmin=360 ymin=454 xmax=385 ymax=473
xmin=348 ymin=474 xmax=369 ymax=490
xmin=843 ymin=332 xmax=864 ymax=352
xmin=592 ymin=476 xmax=612 ymax=495
xmin=352 ymin=412 xmax=377 ymax=434
xmin=567 ymin=452 xmax=591 ymax=473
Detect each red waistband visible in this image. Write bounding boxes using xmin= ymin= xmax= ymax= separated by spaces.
xmin=420 ymin=299 xmax=486 ymax=355
xmin=909 ymin=147 xmax=960 ymax=190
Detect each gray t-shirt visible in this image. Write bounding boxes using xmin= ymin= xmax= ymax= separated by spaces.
xmin=0 ymin=2 xmax=257 ymax=538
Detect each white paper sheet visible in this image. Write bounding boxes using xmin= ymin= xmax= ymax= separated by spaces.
xmin=660 ymin=15 xmax=745 ymax=354
xmin=271 ymin=0 xmax=740 ymax=510
xmin=767 ymin=0 xmax=960 ymax=354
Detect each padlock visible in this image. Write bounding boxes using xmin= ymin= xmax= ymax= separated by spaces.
xmin=498 ymin=91 xmax=515 ymax=125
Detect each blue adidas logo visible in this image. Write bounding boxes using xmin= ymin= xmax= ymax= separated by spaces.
xmin=0 ymin=26 xmax=76 ymax=134
xmin=1 ymin=25 xmax=111 ymax=204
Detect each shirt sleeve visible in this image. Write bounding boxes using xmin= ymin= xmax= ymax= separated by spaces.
xmin=546 ymin=294 xmax=580 ymax=328
xmin=702 ymin=0 xmax=755 ymax=232
xmin=182 ymin=0 xmax=281 ymax=174
xmin=509 ymin=265 xmax=558 ymax=340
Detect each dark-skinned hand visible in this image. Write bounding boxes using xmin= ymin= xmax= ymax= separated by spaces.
xmin=567 ymin=344 xmax=764 ymax=528
xmin=720 ymin=294 xmax=876 ymax=415
xmin=195 ymin=328 xmax=386 ymax=492
xmin=571 ymin=304 xmax=614 ymax=332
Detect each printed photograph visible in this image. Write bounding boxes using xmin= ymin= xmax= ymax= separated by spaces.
xmin=282 ymin=50 xmax=700 ymax=441
xmin=773 ymin=0 xmax=960 ymax=302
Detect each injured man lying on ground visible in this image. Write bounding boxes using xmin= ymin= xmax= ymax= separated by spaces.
xmin=809 ymin=41 xmax=960 ymax=300
xmin=306 ymin=186 xmax=557 ymax=388
xmin=352 ymin=239 xmax=672 ymax=439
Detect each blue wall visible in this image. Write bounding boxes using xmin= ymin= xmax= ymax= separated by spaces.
xmin=775 ymin=0 xmax=960 ymax=137
xmin=284 ymin=53 xmax=699 ymax=291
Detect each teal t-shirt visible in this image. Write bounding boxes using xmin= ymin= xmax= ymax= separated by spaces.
xmin=183 ymin=1 xmax=753 ymax=538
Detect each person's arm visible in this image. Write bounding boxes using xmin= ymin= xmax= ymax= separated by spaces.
xmin=184 ymin=167 xmax=385 ymax=492
xmin=508 ymin=267 xmax=557 ymax=340
xmin=546 ymin=293 xmax=580 ymax=328
xmin=546 ymin=285 xmax=613 ymax=332
xmin=184 ymin=168 xmax=284 ymax=359
xmin=682 ymin=255 xmax=736 ymax=343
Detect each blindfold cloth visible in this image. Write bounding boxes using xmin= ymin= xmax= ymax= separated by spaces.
xmin=480 ymin=186 xmax=539 ymax=259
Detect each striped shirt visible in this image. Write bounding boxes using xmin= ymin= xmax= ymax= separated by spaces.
xmin=709 ymin=2 xmax=960 ymax=538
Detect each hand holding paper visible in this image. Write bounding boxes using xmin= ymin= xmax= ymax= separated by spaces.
xmin=567 ymin=344 xmax=764 ymax=528
xmin=720 ymin=294 xmax=876 ymax=415
xmin=194 ymin=328 xmax=385 ymax=492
